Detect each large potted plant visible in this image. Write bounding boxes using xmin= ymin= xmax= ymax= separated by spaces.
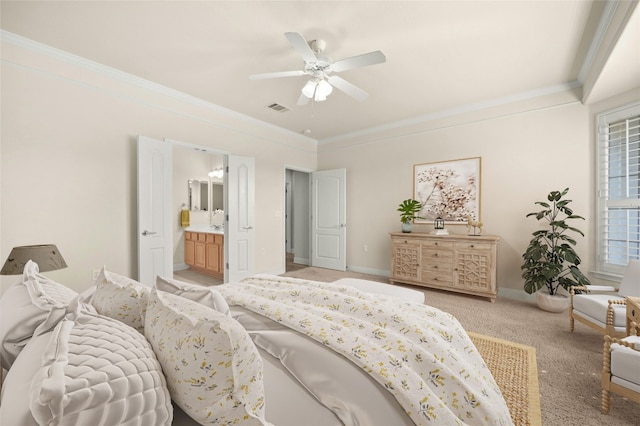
xmin=397 ymin=198 xmax=424 ymax=233
xmin=521 ymin=188 xmax=590 ymax=312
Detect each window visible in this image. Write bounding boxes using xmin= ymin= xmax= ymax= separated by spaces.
xmin=596 ymin=102 xmax=640 ymax=275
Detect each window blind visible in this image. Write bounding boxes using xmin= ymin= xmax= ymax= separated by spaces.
xmin=596 ymin=103 xmax=640 ymax=274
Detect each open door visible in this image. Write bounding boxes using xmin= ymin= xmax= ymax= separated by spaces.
xmin=311 ymin=168 xmax=346 ymax=271
xmin=225 ymin=155 xmax=255 ymax=282
xmin=137 ymin=135 xmax=173 ymax=285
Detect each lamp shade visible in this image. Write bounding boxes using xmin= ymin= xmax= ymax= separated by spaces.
xmin=1 ymin=244 xmax=68 ymax=275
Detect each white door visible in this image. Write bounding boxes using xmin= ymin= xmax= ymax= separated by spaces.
xmin=225 ymin=155 xmax=255 ymax=282
xmin=311 ymin=168 xmax=346 ymax=271
xmin=137 ymin=135 xmax=173 ymax=285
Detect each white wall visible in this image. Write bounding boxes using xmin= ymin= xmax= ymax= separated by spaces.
xmin=318 ymin=88 xmax=640 ymax=294
xmin=0 ymin=37 xmax=317 ymax=294
xmin=2 ymin=34 xmax=638 ymax=298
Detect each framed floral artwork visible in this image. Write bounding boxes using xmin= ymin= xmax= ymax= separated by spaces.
xmin=413 ymin=157 xmax=481 ymax=224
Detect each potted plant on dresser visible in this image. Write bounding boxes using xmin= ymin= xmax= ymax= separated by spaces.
xmin=521 ymin=188 xmax=591 ymax=312
xmin=397 ymin=198 xmax=424 ymax=233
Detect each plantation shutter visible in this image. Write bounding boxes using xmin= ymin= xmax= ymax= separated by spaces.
xmin=596 ymin=102 xmax=640 ymax=275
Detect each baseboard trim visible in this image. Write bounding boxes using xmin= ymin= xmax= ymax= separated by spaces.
xmin=173 ymin=263 xmax=189 ymax=271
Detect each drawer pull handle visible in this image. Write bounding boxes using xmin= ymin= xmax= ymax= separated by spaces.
xmin=470 ymin=244 xmax=475 ymax=248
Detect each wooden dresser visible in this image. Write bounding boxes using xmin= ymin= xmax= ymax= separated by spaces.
xmin=390 ymin=233 xmax=500 ymax=302
xmin=185 ymin=231 xmax=224 ymax=278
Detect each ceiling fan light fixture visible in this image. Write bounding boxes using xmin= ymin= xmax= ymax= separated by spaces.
xmin=302 ymin=80 xmax=317 ymax=98
xmin=317 ymin=80 xmax=333 ymax=97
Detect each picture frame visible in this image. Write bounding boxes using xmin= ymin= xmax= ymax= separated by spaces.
xmin=413 ymin=157 xmax=481 ymax=225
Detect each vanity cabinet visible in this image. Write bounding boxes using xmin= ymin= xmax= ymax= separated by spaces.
xmin=185 ymin=231 xmax=224 ymax=278
xmin=390 ymin=233 xmax=499 ymax=302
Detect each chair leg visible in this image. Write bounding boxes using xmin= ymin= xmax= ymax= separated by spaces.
xmin=602 ymin=389 xmax=610 ymax=414
xmin=569 ymin=312 xmax=575 ymax=332
xmin=602 ymin=336 xmax=612 ymax=414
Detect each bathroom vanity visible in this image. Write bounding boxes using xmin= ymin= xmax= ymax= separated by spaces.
xmin=184 ymin=227 xmax=224 ymax=278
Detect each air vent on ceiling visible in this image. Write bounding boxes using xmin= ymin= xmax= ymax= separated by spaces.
xmin=267 ymin=103 xmax=290 ymax=112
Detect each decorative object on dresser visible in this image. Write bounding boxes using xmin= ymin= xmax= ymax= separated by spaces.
xmin=521 ymin=188 xmax=590 ymax=312
xmin=396 ymin=198 xmax=424 ymax=233
xmin=390 ymin=232 xmax=499 ymax=302
xmin=184 ymin=230 xmax=224 ymax=278
xmin=569 ymin=260 xmax=640 ymax=336
xmin=413 ymin=157 xmax=481 ymax=225
xmin=432 ymin=216 xmax=448 ymax=235
xmin=466 ymin=215 xmax=483 ymax=236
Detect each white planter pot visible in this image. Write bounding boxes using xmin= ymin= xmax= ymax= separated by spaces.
xmin=535 ymin=291 xmax=570 ymax=313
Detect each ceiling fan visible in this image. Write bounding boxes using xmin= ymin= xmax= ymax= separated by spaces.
xmin=250 ymin=32 xmax=386 ymax=105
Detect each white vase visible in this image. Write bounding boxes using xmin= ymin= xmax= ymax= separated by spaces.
xmin=401 ymin=222 xmax=412 ymax=233
xmin=535 ymin=291 xmax=570 ymax=313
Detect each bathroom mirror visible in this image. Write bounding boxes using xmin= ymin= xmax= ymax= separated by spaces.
xmin=188 ymin=180 xmax=224 ymax=211
xmin=188 ymin=180 xmax=208 ymax=211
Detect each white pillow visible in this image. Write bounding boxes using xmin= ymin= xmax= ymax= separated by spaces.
xmin=29 ymin=298 xmax=173 ymax=425
xmin=90 ymin=266 xmax=150 ymax=333
xmin=155 ymin=276 xmax=230 ymax=315
xmin=0 ymin=330 xmax=51 ymax=426
xmin=145 ymin=289 xmax=268 ymax=425
xmin=0 ymin=260 xmax=78 ymax=369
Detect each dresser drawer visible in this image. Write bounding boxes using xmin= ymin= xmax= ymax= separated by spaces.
xmin=422 ymin=259 xmax=453 ymax=273
xmin=422 ymin=248 xmax=454 ymax=262
xmin=423 ymin=271 xmax=454 ymax=285
xmin=422 ymin=240 xmax=454 ymax=250
xmin=454 ymin=241 xmax=493 ymax=251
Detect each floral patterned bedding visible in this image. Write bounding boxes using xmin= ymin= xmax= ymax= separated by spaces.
xmin=218 ymin=274 xmax=513 ymax=426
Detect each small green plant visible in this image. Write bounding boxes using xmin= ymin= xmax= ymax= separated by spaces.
xmin=521 ymin=188 xmax=590 ymax=295
xmin=397 ymin=199 xmax=424 ymax=223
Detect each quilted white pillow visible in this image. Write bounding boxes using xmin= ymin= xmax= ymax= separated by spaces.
xmin=145 ymin=289 xmax=269 ymax=425
xmin=90 ymin=266 xmax=150 ymax=333
xmin=29 ymin=299 xmax=173 ymax=425
xmin=0 ymin=260 xmax=78 ymax=369
xmin=155 ymin=276 xmax=230 ymax=315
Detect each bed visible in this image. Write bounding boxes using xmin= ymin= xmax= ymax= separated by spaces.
xmin=0 ymin=262 xmax=513 ymax=426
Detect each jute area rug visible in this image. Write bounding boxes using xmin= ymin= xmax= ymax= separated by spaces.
xmin=468 ymin=332 xmax=541 ymax=426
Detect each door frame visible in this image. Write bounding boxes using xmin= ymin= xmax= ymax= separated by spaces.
xmin=284 ymin=166 xmax=347 ymax=272
xmin=139 ymin=137 xmax=251 ymax=283
xmin=284 ymin=166 xmax=312 ymax=271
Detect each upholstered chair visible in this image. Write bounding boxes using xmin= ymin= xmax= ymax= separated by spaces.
xmin=601 ymin=323 xmax=640 ymax=413
xmin=570 ymin=260 xmax=640 ymax=337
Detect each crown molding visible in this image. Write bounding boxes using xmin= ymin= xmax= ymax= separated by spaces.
xmin=318 ymin=80 xmax=582 ymax=145
xmin=0 ymin=30 xmax=318 ymax=146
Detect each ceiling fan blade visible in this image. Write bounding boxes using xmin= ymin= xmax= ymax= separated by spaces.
xmin=326 ymin=75 xmax=369 ymax=101
xmin=284 ymin=32 xmax=317 ymax=63
xmin=297 ymin=92 xmax=310 ymax=106
xmin=249 ymin=70 xmax=306 ymax=80
xmin=332 ymin=50 xmax=386 ymax=73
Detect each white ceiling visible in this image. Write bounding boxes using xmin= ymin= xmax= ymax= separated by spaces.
xmin=1 ymin=1 xmax=639 ymax=142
